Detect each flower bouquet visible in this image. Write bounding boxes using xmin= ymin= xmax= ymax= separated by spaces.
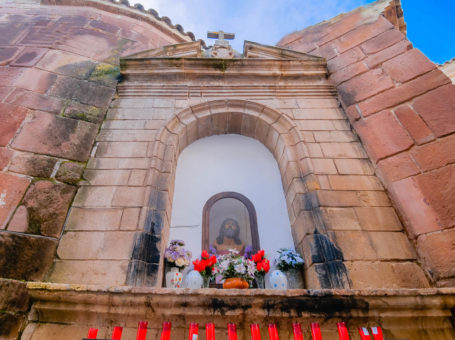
xmin=215 ymin=249 xmax=256 ymax=289
xmin=193 ymin=250 xmax=217 ymax=287
xmin=251 ymin=249 xmax=270 ymax=288
xmin=164 ymin=240 xmax=192 ymax=269
xmin=275 ymin=248 xmax=304 ymax=271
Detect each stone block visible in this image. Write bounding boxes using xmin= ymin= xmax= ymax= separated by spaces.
xmin=354 ymin=110 xmax=413 ymax=162
xmin=0 ymin=67 xmax=23 ymax=85
xmin=333 ymin=159 xmax=374 ymax=175
xmin=14 ymin=67 xmax=57 ymax=94
xmin=58 ymin=231 xmax=135 ymax=260
xmin=37 ymin=50 xmax=96 ymax=78
xmin=389 ymin=176 xmax=442 ymax=238
xmin=12 ymin=111 xmax=98 ymax=162
xmin=120 ymin=208 xmax=141 ymax=230
xmin=411 ymin=134 xmax=455 ymax=172
xmin=320 ymin=207 xmax=361 ymax=231
xmin=7 ymin=205 xmax=29 ymax=233
xmin=328 ymin=175 xmax=383 ymax=191
xmin=96 ymin=142 xmax=148 ymax=158
xmin=415 ymin=165 xmax=455 ymax=230
xmin=9 ymin=153 xmax=57 ymax=178
xmin=356 ymin=191 xmax=391 ymax=207
xmin=338 ymin=69 xmax=394 ymax=106
xmin=320 ymin=142 xmax=367 ymax=159
xmin=354 ymin=207 xmax=402 ymax=231
xmin=84 ymin=169 xmax=130 ymax=186
xmin=311 ymin=159 xmax=337 ymax=174
xmin=295 ymin=119 xmax=335 ymax=131
xmin=0 ymin=147 xmax=13 ymax=170
xmin=417 ymin=229 xmax=455 ymax=280
xmin=111 ymin=187 xmax=146 ymax=207
xmin=394 ymin=105 xmax=435 ymax=144
xmin=0 ymin=313 xmax=25 ymax=340
xmin=364 ymin=40 xmax=412 ymax=68
xmin=316 ymin=190 xmax=360 ymax=207
xmin=64 ymin=100 xmax=107 ymax=124
xmin=66 ymin=207 xmax=122 ymax=231
xmin=0 ymin=173 xmax=30 ymax=228
xmin=55 ymin=161 xmax=85 ymax=185
xmin=327 ymin=47 xmax=366 ymax=73
xmin=20 ymin=181 xmax=76 ymax=237
xmin=329 ymin=61 xmax=369 ymax=86
xmin=72 ymin=186 xmax=116 ymax=208
xmin=0 ymin=279 xmax=29 ymax=312
xmin=128 ymin=169 xmax=147 ymax=186
xmin=50 ymin=76 xmax=115 ymax=108
xmin=0 ymin=47 xmax=20 ymax=65
xmin=345 ymin=261 xmax=430 ymax=289
xmin=0 ymin=103 xmax=28 ymax=146
xmin=358 ymin=69 xmax=450 ymax=117
xmin=377 ymin=151 xmax=420 ymax=184
xmin=49 ymin=259 xmax=129 ymax=285
xmin=313 ymin=131 xmax=356 ymax=143
xmin=292 ymin=108 xmax=345 ymax=120
xmin=360 ymin=29 xmax=405 ymax=55
xmin=96 ymin=129 xmax=157 ymax=142
xmin=413 ymin=84 xmax=455 ymax=137
xmin=5 ymin=88 xmax=63 ymax=114
xmin=383 ymin=48 xmax=435 ymax=83
xmin=0 ymin=232 xmax=57 ymax=280
xmin=10 ymin=47 xmax=47 ymax=67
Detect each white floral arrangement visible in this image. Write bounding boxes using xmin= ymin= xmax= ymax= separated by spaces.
xmin=275 ymin=248 xmax=304 ymax=271
xmin=215 ymin=249 xmax=256 ymax=282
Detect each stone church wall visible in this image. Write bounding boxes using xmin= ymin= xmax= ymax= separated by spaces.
xmin=0 ymin=0 xmax=191 ymax=337
xmin=278 ymin=0 xmax=455 ymax=287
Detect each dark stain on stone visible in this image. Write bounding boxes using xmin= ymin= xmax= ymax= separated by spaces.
xmin=263 ymin=295 xmax=369 ymax=317
xmin=310 ymin=230 xmax=343 ymax=263
xmin=127 ymin=232 xmax=161 ymax=286
xmin=208 ymin=298 xmax=252 ymax=316
xmin=145 ymin=210 xmax=164 ymax=235
xmin=15 ymin=52 xmax=37 ymax=64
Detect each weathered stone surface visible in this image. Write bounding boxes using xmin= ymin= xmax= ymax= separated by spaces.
xmin=415 ymin=165 xmax=455 ymax=230
xmin=63 ymin=100 xmax=107 ymax=124
xmin=413 ymin=84 xmax=455 ymax=137
xmin=345 ymin=261 xmax=430 ymax=289
xmin=0 ymin=47 xmax=19 ymax=65
xmin=0 ymin=103 xmax=28 ymax=146
xmin=0 ymin=279 xmax=29 ymax=312
xmin=377 ymin=152 xmax=420 ymax=183
xmin=11 ymin=47 xmax=47 ymax=67
xmin=66 ymin=208 xmax=122 ymax=231
xmin=13 ymin=67 xmax=57 ymax=94
xmin=37 ymin=49 xmax=96 ymax=79
xmin=12 ymin=111 xmax=98 ymax=162
xmin=7 ymin=205 xmax=29 ymax=233
xmin=0 ymin=173 xmax=30 ymax=228
xmin=354 ymin=110 xmax=413 ymax=162
xmin=0 ymin=313 xmax=26 ymax=340
xmin=5 ymin=88 xmax=63 ymax=114
xmin=0 ymin=232 xmax=57 ymax=280
xmin=0 ymin=147 xmax=13 ymax=170
xmin=417 ymin=229 xmax=455 ymax=280
xmin=9 ymin=153 xmax=57 ymax=178
xmin=21 ymin=181 xmax=76 ymax=237
xmin=394 ymin=105 xmax=434 ymax=145
xmin=382 ymin=48 xmax=435 ymax=83
xmin=50 ymin=76 xmax=115 ymax=107
xmin=55 ymin=161 xmax=85 ymax=185
xmin=354 ymin=207 xmax=402 ymax=231
xmin=411 ymin=134 xmax=455 ymax=172
xmin=360 ymin=28 xmax=405 ymax=55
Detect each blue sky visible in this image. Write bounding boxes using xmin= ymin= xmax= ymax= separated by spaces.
xmin=140 ymin=0 xmax=454 ymax=64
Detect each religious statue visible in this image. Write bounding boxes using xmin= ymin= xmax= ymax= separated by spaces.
xmin=213 ymin=218 xmax=245 ymax=255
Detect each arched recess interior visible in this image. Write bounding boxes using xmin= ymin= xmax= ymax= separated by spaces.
xmin=126 ymin=99 xmax=350 ymax=289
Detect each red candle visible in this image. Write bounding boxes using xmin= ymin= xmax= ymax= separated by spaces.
xmin=189 ymin=322 xmax=199 ymax=340
xmin=267 ymin=324 xmax=279 ymax=340
xmin=292 ymin=323 xmax=304 ymax=340
xmin=336 ymin=322 xmax=350 ymax=340
xmin=206 ymin=323 xmax=215 ymax=340
xmin=111 ymin=326 xmax=123 ymax=340
xmin=310 ymin=323 xmax=322 ymax=340
xmin=136 ymin=321 xmax=148 ymax=340
xmin=370 ymin=327 xmax=384 ymax=340
xmin=160 ymin=322 xmax=172 ymax=340
xmin=227 ymin=323 xmax=238 ymax=340
xmin=250 ymin=324 xmax=261 ymax=340
xmin=358 ymin=327 xmax=372 ymax=340
xmin=87 ymin=328 xmax=98 ymax=339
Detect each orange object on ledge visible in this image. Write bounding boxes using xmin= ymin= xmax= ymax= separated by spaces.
xmin=223 ymin=277 xmax=249 ymax=289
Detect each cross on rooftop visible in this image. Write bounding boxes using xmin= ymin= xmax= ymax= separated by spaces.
xmin=207 ymin=30 xmax=235 ymax=46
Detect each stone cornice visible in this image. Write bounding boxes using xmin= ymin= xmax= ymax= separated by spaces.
xmin=27 ymin=282 xmax=455 ymax=328
xmin=41 ymin=0 xmax=195 ymax=43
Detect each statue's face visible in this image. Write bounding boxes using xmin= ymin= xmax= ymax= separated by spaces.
xmin=223 ymin=219 xmax=239 ymax=238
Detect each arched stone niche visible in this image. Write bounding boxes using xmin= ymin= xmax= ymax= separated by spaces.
xmin=127 ymin=99 xmax=350 ymax=288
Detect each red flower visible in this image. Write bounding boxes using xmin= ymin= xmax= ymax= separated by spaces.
xmin=193 ymin=259 xmax=207 ymax=272
xmin=201 ymin=250 xmax=210 ymax=259
xmin=252 ymin=249 xmax=265 ymax=263
xmin=257 ymin=259 xmax=270 ymax=273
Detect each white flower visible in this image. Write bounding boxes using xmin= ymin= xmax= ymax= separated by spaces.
xmin=234 ymin=263 xmax=246 ymax=274
xmin=175 ymin=258 xmax=185 ymax=267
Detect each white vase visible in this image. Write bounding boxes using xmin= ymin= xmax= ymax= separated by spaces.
xmin=185 ymin=270 xmax=203 ymax=289
xmin=269 ymin=269 xmax=287 ymax=290
xmin=166 ymin=267 xmax=183 ymax=288
xmin=284 ymin=269 xmax=304 ymax=289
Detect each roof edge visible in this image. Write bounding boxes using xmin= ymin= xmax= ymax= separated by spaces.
xmin=40 ymin=0 xmax=196 ymax=43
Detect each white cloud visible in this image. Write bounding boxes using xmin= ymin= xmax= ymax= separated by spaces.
xmin=137 ymin=0 xmax=373 ymax=52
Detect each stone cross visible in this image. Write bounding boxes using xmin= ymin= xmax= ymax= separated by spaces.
xmin=207 ymin=30 xmax=235 ymax=47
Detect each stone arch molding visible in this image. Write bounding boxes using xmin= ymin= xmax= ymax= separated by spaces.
xmin=127 ymin=99 xmax=349 ymax=288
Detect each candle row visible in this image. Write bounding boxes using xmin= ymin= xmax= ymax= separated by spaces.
xmin=86 ymin=321 xmax=384 ymax=340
